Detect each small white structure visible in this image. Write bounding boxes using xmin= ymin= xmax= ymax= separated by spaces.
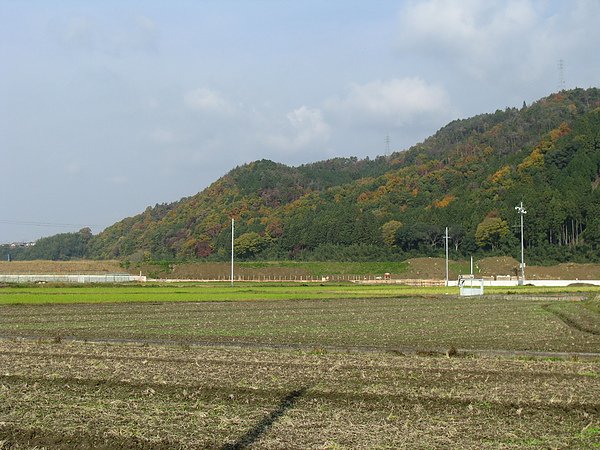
xmin=459 ymin=277 xmax=484 ymax=296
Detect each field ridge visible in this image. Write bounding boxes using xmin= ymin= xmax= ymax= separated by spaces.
xmin=543 ymin=302 xmax=600 ymax=336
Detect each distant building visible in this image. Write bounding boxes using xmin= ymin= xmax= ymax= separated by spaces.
xmin=6 ymin=241 xmax=36 ymax=248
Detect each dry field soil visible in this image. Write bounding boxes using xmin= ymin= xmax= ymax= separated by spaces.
xmin=0 ymin=288 xmax=599 ymax=448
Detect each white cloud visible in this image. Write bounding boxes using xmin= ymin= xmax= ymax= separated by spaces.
xmin=396 ymin=0 xmax=600 ymax=84
xmin=264 ymin=106 xmax=330 ymax=152
xmin=398 ymin=0 xmax=537 ymax=78
xmin=184 ymin=88 xmax=236 ymax=115
xmin=399 ymin=0 xmax=536 ymax=46
xmin=325 ymin=78 xmax=451 ymax=128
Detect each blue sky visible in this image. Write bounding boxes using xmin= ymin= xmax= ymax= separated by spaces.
xmin=2 ymin=0 xmax=599 ymax=242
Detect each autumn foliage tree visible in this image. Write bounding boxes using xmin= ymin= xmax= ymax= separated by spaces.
xmin=234 ymin=232 xmax=269 ymax=259
xmin=381 ymin=220 xmax=403 ymax=247
xmin=475 ymin=217 xmax=509 ymax=250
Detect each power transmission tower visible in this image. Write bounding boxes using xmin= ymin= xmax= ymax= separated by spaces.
xmin=384 ymin=135 xmax=390 ymax=157
xmin=558 ymin=59 xmax=565 ymax=91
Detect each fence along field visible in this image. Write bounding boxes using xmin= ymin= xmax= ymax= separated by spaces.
xmin=0 ymin=285 xmax=599 ymax=447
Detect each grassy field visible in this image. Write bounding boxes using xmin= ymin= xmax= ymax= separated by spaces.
xmin=0 ymin=285 xmax=599 ymax=448
xmin=1 ymin=283 xmax=452 ymax=305
xmin=1 ymin=282 xmax=600 ymax=305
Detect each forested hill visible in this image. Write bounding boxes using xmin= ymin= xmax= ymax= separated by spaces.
xmin=7 ymin=88 xmax=600 ymax=263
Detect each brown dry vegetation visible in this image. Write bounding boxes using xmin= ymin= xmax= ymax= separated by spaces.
xmin=171 ymin=263 xmax=312 ymax=280
xmin=477 ymin=256 xmax=600 ymax=280
xmin=141 ymin=259 xmax=467 ymax=280
xmin=4 ymin=258 xmax=600 ymax=280
xmin=404 ymin=257 xmax=454 ymax=279
xmin=0 ymin=260 xmax=124 ymax=275
xmin=477 ymin=256 xmax=522 ymax=277
xmin=0 ymin=339 xmax=598 ymax=449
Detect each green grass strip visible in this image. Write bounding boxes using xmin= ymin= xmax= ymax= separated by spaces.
xmin=0 ymin=283 xmax=599 ymax=305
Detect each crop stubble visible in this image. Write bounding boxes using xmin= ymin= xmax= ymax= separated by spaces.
xmin=0 ymin=294 xmax=599 ymax=448
xmin=0 ymin=340 xmax=598 ymax=448
xmin=1 ymin=296 xmax=599 ymax=353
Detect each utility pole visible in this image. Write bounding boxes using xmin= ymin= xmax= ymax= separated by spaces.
xmin=515 ymin=202 xmax=527 ymax=285
xmin=231 ymin=218 xmax=235 ymax=287
xmin=445 ymin=227 xmax=449 ymax=287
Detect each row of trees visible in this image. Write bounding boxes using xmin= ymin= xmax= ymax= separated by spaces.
xmin=1 ymin=228 xmax=92 ymax=261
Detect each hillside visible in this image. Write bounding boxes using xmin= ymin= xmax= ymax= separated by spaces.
xmin=5 ymin=88 xmax=600 ymax=263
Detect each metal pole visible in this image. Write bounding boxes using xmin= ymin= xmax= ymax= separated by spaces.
xmin=520 ymin=206 xmax=525 ymax=282
xmin=470 ymin=256 xmax=473 ymax=276
xmin=231 ymin=218 xmax=234 ymax=287
xmin=445 ymin=227 xmax=449 ymax=287
xmin=515 ymin=202 xmax=527 ymax=285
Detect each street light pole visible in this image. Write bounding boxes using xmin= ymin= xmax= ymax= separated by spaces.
xmin=231 ymin=218 xmax=235 ymax=287
xmin=515 ymin=202 xmax=527 ymax=285
xmin=445 ymin=227 xmax=449 ymax=287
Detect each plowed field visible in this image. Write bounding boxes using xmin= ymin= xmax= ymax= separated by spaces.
xmin=1 ymin=295 xmax=600 ymax=353
xmin=0 ymin=291 xmax=599 ymax=448
xmin=0 ymin=340 xmax=598 ymax=449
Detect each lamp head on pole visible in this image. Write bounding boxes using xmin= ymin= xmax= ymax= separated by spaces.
xmin=515 ymin=204 xmax=527 ymax=215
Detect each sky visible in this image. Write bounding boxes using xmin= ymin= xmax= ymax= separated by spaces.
xmin=1 ymin=0 xmax=599 ymax=242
